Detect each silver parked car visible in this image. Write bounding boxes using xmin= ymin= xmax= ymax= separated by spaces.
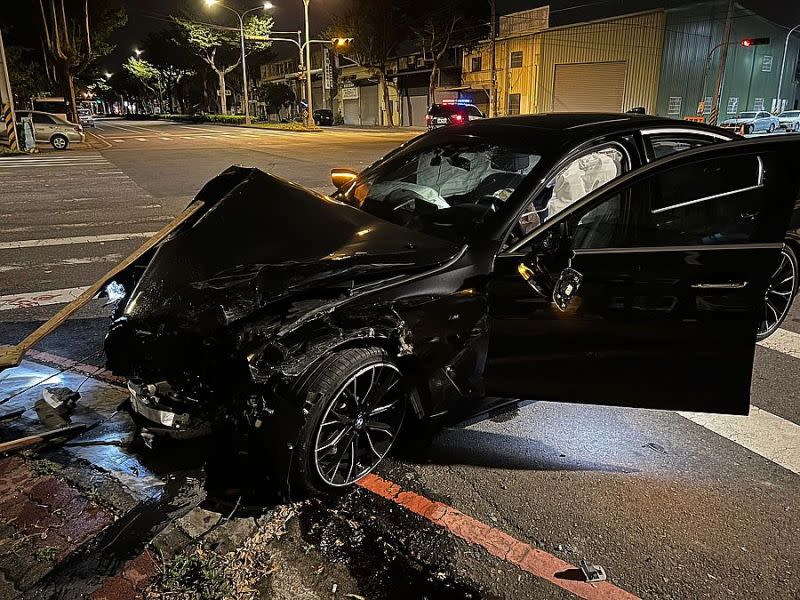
xmin=15 ymin=110 xmax=85 ymax=150
xmin=719 ymin=111 xmax=781 ymax=134
xmin=777 ymin=110 xmax=800 ymax=132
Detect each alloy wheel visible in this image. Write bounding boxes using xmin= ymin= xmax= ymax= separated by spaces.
xmin=758 ymin=247 xmax=798 ymax=339
xmin=313 ymin=362 xmax=406 ymax=487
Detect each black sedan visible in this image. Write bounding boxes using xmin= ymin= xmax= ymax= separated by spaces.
xmin=313 ymin=109 xmax=334 ymax=126
xmin=104 ymin=114 xmax=800 ymax=494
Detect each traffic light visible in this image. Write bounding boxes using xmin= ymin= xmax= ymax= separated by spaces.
xmin=331 ymin=37 xmax=353 ymax=49
xmin=741 ymin=37 xmax=770 ymax=47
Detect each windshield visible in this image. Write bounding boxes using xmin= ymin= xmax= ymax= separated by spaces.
xmin=339 ymin=142 xmax=540 ymax=242
xmin=780 ymin=111 xmax=800 ymax=117
xmin=739 ymin=112 xmax=757 ymax=118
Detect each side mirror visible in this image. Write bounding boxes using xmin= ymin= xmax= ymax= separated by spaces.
xmin=331 ymin=168 xmax=358 ymax=191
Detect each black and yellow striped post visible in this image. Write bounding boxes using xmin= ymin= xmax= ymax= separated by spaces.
xmin=2 ymin=103 xmax=18 ymax=150
xmin=0 ymin=30 xmax=19 ymax=152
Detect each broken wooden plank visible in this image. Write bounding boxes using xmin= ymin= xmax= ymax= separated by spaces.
xmin=0 ymin=424 xmax=88 ymax=454
xmin=0 ymin=199 xmax=205 ymax=370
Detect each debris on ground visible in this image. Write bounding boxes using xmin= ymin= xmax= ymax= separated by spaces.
xmin=147 ymin=504 xmax=296 ymax=600
xmin=579 ymin=559 xmax=607 ymax=583
xmin=0 ymin=424 xmax=88 ymax=454
xmin=34 ymin=386 xmax=81 ymax=428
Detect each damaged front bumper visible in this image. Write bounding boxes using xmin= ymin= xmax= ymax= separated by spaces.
xmin=127 ymin=380 xmax=213 ymax=439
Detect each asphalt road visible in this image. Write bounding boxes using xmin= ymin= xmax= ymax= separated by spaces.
xmin=1 ymin=120 xmax=798 ymax=599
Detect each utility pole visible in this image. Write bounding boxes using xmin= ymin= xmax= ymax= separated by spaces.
xmin=489 ymin=0 xmax=497 ymax=118
xmin=303 ymin=0 xmax=314 ymax=128
xmin=710 ymin=0 xmax=734 ymax=126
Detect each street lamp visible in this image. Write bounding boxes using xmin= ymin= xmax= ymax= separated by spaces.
xmin=204 ymin=0 xmax=274 ymax=124
xmin=777 ymin=24 xmax=800 ymax=113
xmin=134 ymin=48 xmax=143 ymax=57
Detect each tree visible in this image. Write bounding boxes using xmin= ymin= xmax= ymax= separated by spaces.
xmin=410 ymin=1 xmax=487 ymax=105
xmin=4 ymin=45 xmax=52 ymax=107
xmin=123 ymin=57 xmax=163 ymax=111
xmin=325 ymin=0 xmax=405 ymax=127
xmin=37 ymin=0 xmax=126 ymax=123
xmin=174 ymin=16 xmax=272 ymax=115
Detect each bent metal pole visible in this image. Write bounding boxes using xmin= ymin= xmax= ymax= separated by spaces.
xmin=0 ymin=200 xmax=206 ymax=371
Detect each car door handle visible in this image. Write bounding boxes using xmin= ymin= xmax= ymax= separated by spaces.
xmin=691 ymin=282 xmax=748 ymax=289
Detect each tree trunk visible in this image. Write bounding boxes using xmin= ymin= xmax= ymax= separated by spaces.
xmin=428 ymin=64 xmax=439 ymax=106
xmin=62 ymin=69 xmax=79 ymax=124
xmin=378 ymin=70 xmax=394 ymax=127
xmin=218 ymin=72 xmax=228 ymax=114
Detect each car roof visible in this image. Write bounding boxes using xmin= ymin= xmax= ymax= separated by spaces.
xmin=427 ymin=112 xmax=734 ymax=146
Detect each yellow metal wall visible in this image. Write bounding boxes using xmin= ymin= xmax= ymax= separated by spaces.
xmin=534 ymin=11 xmax=666 ymax=114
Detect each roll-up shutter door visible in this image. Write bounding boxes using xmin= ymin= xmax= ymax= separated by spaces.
xmin=552 ymin=62 xmax=626 ymax=113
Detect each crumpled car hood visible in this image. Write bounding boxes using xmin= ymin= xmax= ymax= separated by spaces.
xmin=122 ymin=168 xmax=460 ymax=330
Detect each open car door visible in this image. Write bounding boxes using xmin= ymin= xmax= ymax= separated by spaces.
xmin=485 ymin=137 xmax=800 ymax=415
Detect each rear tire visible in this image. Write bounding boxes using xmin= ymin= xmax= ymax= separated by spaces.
xmin=51 ymin=135 xmax=69 ymax=150
xmin=269 ymin=347 xmax=408 ymax=495
xmin=768 ymin=123 xmax=776 ymax=133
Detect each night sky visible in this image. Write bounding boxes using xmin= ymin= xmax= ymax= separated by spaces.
xmin=7 ymin=1 xmax=799 ymax=73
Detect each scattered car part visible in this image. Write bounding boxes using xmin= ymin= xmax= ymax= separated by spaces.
xmin=579 ymin=559 xmax=608 ymax=583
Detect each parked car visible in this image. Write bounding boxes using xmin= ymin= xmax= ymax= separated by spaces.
xmin=719 ymin=111 xmax=781 ymax=134
xmin=103 ymin=114 xmax=798 ymax=494
xmin=77 ymin=107 xmax=96 ymax=128
xmin=313 ymin=109 xmax=334 ymax=126
xmin=426 ymin=101 xmax=485 ymax=130
xmin=15 ymin=110 xmax=84 ymax=150
xmin=777 ymin=110 xmax=800 ymax=132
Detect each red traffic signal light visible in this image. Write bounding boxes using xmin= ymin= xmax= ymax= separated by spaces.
xmin=741 ymin=37 xmax=770 ymax=47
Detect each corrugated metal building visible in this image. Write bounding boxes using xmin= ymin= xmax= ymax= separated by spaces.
xmin=535 ymin=10 xmax=666 ymax=114
xmin=657 ymin=1 xmax=800 ymax=120
xmin=462 ymin=9 xmax=666 ymax=116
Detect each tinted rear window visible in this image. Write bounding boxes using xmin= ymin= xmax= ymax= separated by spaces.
xmin=428 ymin=105 xmax=466 ymax=117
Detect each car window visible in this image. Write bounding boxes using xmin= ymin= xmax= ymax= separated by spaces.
xmin=647 ymin=135 xmax=716 ymax=160
xmin=32 ymin=113 xmax=55 ymax=125
xmin=740 ymin=112 xmax=757 ymax=119
xmin=342 ymin=142 xmax=540 ymax=241
xmin=467 ymin=106 xmax=483 ymax=118
xmin=504 ymin=146 xmax=626 ymax=248
xmin=570 ymin=155 xmax=764 ymax=250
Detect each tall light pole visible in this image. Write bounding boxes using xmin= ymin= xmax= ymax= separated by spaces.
xmin=205 ymin=0 xmax=274 ymax=125
xmin=303 ymin=0 xmax=313 ymax=128
xmin=777 ymin=24 xmax=800 ymax=113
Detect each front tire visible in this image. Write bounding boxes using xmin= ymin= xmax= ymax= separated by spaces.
xmin=51 ymin=134 xmax=69 ymax=150
xmin=757 ymin=245 xmax=798 ymax=340
xmin=281 ymin=347 xmax=408 ymax=494
xmin=768 ymin=123 xmax=776 ymax=133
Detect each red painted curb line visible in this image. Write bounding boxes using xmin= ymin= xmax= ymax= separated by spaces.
xmin=26 ymin=350 xmax=125 ymax=386
xmin=357 ymin=473 xmax=640 ymax=600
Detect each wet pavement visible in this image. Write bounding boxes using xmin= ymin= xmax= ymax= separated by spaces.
xmin=1 ymin=122 xmax=799 ymax=599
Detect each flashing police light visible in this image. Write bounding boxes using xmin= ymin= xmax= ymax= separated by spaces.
xmin=441 ymin=99 xmax=473 ymax=106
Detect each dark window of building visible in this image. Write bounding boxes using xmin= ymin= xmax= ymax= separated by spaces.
xmin=508 ymin=93 xmax=521 ymax=115
xmin=471 ymin=56 xmax=482 ymax=72
xmin=510 ymin=51 xmax=523 ymax=68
